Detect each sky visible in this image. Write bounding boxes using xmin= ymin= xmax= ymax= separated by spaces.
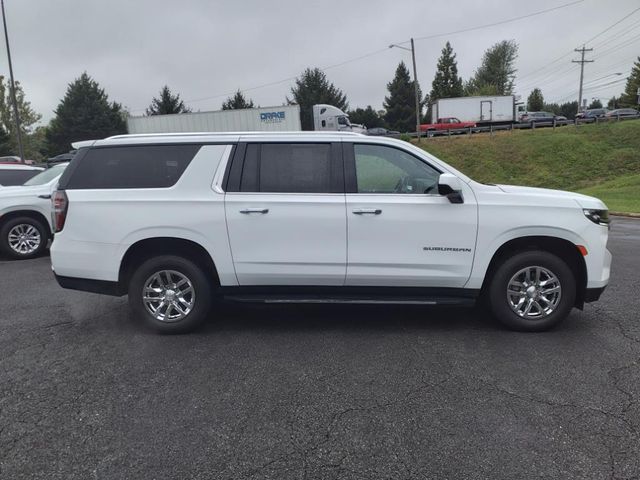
xmin=2 ymin=0 xmax=639 ymax=124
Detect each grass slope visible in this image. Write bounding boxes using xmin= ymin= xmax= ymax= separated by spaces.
xmin=414 ymin=121 xmax=640 ymax=212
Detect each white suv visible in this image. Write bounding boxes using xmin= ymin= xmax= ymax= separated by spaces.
xmin=50 ymin=132 xmax=611 ymax=333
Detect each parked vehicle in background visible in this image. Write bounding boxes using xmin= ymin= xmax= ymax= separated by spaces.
xmin=605 ymin=108 xmax=639 ymax=118
xmin=366 ymin=127 xmax=400 ymax=137
xmin=0 ymin=163 xmax=68 ymax=259
xmin=575 ymin=108 xmax=608 ymax=120
xmin=0 ymin=156 xmax=36 ymax=165
xmin=51 ymin=132 xmax=610 ymax=334
xmin=0 ymin=164 xmax=44 ymax=186
xmin=420 ymin=117 xmax=476 ymax=133
xmin=431 ymin=96 xmax=517 ymax=126
xmin=520 ymin=112 xmax=558 ymax=125
xmin=47 ymin=151 xmax=76 ymax=165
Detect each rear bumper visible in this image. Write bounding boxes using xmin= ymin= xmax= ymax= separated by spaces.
xmin=54 ymin=272 xmax=124 ymax=296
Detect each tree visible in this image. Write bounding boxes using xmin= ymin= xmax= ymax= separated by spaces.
xmin=0 ymin=125 xmax=10 ymax=156
xmin=619 ymin=57 xmax=640 ymax=108
xmin=46 ymin=73 xmax=126 ymax=155
xmin=527 ymin=88 xmax=544 ymax=111
xmin=429 ymin=42 xmax=463 ymax=102
xmin=465 ymin=40 xmax=518 ymax=95
xmin=559 ymin=101 xmax=578 ymax=119
xmin=543 ymin=102 xmax=560 ymax=115
xmin=384 ymin=61 xmax=422 ymax=132
xmin=146 ymin=85 xmax=191 ymax=115
xmin=348 ymin=106 xmax=385 ymax=128
xmin=0 ymin=76 xmax=42 ymax=158
xmin=222 ymin=90 xmax=256 ymax=110
xmin=607 ymin=96 xmax=620 ymax=109
xmin=288 ymin=68 xmax=348 ymax=130
xmin=588 ymin=99 xmax=603 ymax=109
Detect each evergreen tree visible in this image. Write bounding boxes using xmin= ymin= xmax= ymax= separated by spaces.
xmin=288 ymin=68 xmax=348 ymax=130
xmin=222 ymin=90 xmax=256 ymax=110
xmin=588 ymin=99 xmax=603 ymax=109
xmin=0 ymin=125 xmax=11 ymax=156
xmin=465 ymin=40 xmax=518 ymax=95
xmin=429 ymin=42 xmax=463 ymax=102
xmin=146 ymin=85 xmax=191 ymax=115
xmin=384 ymin=61 xmax=422 ymax=133
xmin=0 ymin=76 xmax=42 ymax=158
xmin=619 ymin=57 xmax=640 ymax=108
xmin=559 ymin=101 xmax=578 ymax=119
xmin=348 ymin=106 xmax=385 ymax=128
xmin=46 ymin=73 xmax=126 ymax=155
xmin=527 ymin=88 xmax=544 ymax=111
xmin=607 ymin=96 xmax=620 ymax=109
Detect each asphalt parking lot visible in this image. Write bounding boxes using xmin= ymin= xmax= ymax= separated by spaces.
xmin=1 ymin=217 xmax=638 ymax=480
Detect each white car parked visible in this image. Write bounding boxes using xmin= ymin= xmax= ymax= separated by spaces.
xmin=50 ymin=132 xmax=611 ymax=333
xmin=0 ymin=163 xmax=68 ymax=259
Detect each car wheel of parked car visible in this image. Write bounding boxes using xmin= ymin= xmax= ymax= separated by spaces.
xmin=0 ymin=216 xmax=49 ymax=260
xmin=128 ymin=255 xmax=212 ymax=334
xmin=488 ymin=251 xmax=576 ymax=332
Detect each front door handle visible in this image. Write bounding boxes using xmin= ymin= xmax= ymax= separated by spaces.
xmin=240 ymin=208 xmax=269 ymax=214
xmin=38 ymin=194 xmax=51 ymax=199
xmin=352 ymin=208 xmax=382 ymax=215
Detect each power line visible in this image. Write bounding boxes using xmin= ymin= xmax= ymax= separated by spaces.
xmin=131 ymin=0 xmax=585 ymax=112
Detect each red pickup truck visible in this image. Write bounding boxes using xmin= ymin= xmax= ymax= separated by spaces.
xmin=419 ymin=117 xmax=476 ymax=132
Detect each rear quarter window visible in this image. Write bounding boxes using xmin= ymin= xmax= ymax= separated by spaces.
xmin=0 ymin=169 xmax=41 ymax=186
xmin=60 ymin=144 xmax=201 ymax=189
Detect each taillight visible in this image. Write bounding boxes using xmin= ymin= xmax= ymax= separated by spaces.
xmin=52 ymin=190 xmax=68 ymax=233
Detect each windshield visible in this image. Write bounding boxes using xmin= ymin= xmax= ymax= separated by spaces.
xmin=23 ymin=164 xmax=68 ymax=186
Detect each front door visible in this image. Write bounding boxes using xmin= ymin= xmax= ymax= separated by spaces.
xmin=225 ymin=142 xmax=347 ymax=286
xmin=345 ymin=143 xmax=478 ymax=288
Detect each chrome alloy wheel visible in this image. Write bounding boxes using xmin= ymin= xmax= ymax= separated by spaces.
xmin=8 ymin=223 xmax=41 ymax=255
xmin=506 ymin=266 xmax=562 ymax=319
xmin=142 ymin=270 xmax=195 ymax=323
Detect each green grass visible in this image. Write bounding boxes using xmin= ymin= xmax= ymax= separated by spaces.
xmin=577 ymin=174 xmax=640 ymax=214
xmin=412 ymin=121 xmax=640 ymax=213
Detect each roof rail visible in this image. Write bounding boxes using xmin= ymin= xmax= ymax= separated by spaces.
xmin=106 ymin=131 xmax=362 ymax=140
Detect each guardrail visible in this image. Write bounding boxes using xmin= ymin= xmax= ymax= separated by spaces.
xmin=407 ymin=113 xmax=640 ymax=139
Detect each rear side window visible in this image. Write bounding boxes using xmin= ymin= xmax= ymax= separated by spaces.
xmin=62 ymin=145 xmax=201 ymax=189
xmin=239 ymin=143 xmax=335 ymax=193
xmin=0 ymin=169 xmax=41 ymax=186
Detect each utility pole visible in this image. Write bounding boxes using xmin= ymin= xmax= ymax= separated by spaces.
xmin=1 ymin=0 xmax=24 ymax=162
xmin=389 ymin=39 xmax=422 ymax=142
xmin=572 ymin=45 xmax=594 ymax=114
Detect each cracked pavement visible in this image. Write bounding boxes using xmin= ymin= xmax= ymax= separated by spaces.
xmin=0 ymin=217 xmax=638 ymax=479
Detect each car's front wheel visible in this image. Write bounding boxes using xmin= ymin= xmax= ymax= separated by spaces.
xmin=488 ymin=251 xmax=576 ymax=332
xmin=0 ymin=216 xmax=49 ymax=260
xmin=128 ymin=255 xmax=212 ymax=333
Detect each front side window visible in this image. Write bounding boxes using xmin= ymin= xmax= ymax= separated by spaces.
xmin=240 ymin=143 xmax=333 ymax=193
xmin=354 ymin=144 xmax=440 ymax=194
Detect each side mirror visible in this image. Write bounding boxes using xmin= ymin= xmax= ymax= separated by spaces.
xmin=438 ymin=173 xmax=464 ymax=204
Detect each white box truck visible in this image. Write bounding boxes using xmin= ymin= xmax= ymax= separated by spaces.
xmin=431 ymin=96 xmax=517 ymax=126
xmin=127 ymin=104 xmax=365 ymax=134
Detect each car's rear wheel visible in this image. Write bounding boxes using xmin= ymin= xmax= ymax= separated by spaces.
xmin=128 ymin=255 xmax=212 ymax=333
xmin=0 ymin=216 xmax=49 ymax=260
xmin=488 ymin=251 xmax=576 ymax=332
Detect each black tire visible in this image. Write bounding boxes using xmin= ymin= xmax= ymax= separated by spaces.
xmin=0 ymin=216 xmax=49 ymax=260
xmin=128 ymin=255 xmax=212 ymax=334
xmin=487 ymin=251 xmax=576 ymax=332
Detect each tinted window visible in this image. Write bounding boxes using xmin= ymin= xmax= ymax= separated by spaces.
xmin=64 ymin=145 xmax=200 ymax=189
xmin=240 ymin=143 xmax=333 ymax=193
xmin=0 ymin=169 xmax=41 ymax=186
xmin=354 ymin=144 xmax=440 ymax=194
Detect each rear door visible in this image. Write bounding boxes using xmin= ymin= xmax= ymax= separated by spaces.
xmin=480 ymin=101 xmax=492 ymax=122
xmin=344 ymin=142 xmax=478 ymax=287
xmin=224 ymin=142 xmax=347 ymax=285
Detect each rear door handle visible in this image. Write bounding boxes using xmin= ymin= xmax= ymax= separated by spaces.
xmin=240 ymin=208 xmax=269 ymax=214
xmin=352 ymin=208 xmax=382 ymax=215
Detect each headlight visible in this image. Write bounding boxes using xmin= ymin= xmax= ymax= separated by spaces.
xmin=583 ymin=209 xmax=610 ymax=227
